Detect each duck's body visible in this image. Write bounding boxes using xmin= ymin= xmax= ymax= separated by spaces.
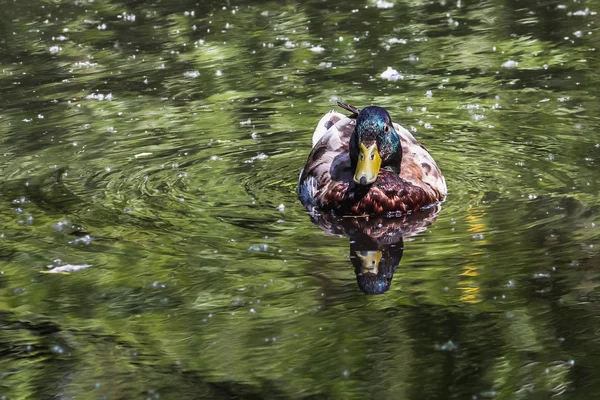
xmin=297 ymin=103 xmax=446 ymax=215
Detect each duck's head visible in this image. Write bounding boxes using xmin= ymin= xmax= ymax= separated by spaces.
xmin=350 ymin=240 xmax=403 ymax=295
xmin=350 ymin=106 xmax=402 ymax=186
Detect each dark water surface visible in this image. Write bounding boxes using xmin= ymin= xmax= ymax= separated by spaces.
xmin=1 ymin=0 xmax=600 ymax=398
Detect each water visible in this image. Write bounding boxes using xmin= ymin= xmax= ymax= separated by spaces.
xmin=0 ymin=0 xmax=599 ymax=398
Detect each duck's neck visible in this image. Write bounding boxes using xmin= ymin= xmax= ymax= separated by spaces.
xmin=379 ymin=131 xmax=403 ymax=175
xmin=381 ymin=149 xmax=402 ymax=175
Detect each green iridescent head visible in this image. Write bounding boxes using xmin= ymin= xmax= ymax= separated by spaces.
xmin=350 ymin=106 xmax=402 ymax=186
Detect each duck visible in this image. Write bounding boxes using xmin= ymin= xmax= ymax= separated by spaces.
xmin=297 ymin=102 xmax=447 ymax=215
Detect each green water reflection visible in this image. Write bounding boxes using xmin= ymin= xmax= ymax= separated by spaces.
xmin=0 ymin=0 xmax=599 ymax=398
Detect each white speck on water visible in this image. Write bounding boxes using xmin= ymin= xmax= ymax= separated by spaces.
xmin=51 ymin=345 xmax=64 ymax=354
xmin=73 ymin=61 xmax=96 ymax=68
xmin=380 ymin=66 xmax=403 ymax=81
xmin=502 ymin=60 xmax=518 ymax=69
xmin=86 ymin=93 xmax=112 ymax=101
xmin=97 ymin=23 xmax=107 ymax=30
xmin=49 ymin=46 xmax=61 ymax=54
xmin=388 ymin=38 xmax=407 ymax=44
xmin=319 ymin=62 xmax=333 ymax=68
xmin=343 ymin=370 xmax=350 ymax=377
xmin=105 ymin=167 xmax=111 ymax=172
xmin=261 ymin=10 xmax=269 ymax=16
xmin=375 ymin=0 xmax=394 ymax=8
xmin=278 ymin=204 xmax=285 ymax=212
xmin=209 ymin=155 xmax=222 ymax=161
xmin=45 ymin=264 xmax=92 ymax=273
xmin=69 ymin=235 xmax=93 ymax=245
xmin=571 ymin=8 xmax=590 ymax=16
xmin=309 ymin=45 xmax=325 ymax=53
xmin=216 ymin=70 xmax=222 ymax=76
xmin=436 ymin=340 xmax=458 ymax=351
xmin=533 ymin=273 xmax=551 ymax=279
xmin=248 ymin=244 xmax=269 ymax=252
xmin=249 ymin=308 xmax=256 ymax=314
xmin=183 ymin=70 xmax=200 ymax=78
xmin=245 ymin=153 xmax=268 ymax=163
xmin=574 ymin=30 xmax=583 ymax=38
xmin=425 ymin=90 xmax=433 ymax=98
xmin=240 ymin=119 xmax=252 ymax=126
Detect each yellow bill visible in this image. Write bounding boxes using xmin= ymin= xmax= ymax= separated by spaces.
xmin=356 ymin=250 xmax=383 ymax=275
xmin=353 ymin=142 xmax=381 ymax=185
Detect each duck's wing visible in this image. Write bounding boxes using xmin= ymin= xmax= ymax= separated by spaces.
xmin=312 ymin=110 xmax=350 ymax=147
xmin=305 ymin=111 xmax=355 ymax=179
xmin=394 ymin=123 xmax=447 ymax=199
xmin=298 ymin=112 xmax=356 ymax=208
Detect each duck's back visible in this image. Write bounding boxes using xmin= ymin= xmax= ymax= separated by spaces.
xmin=298 ymin=111 xmax=446 ymax=215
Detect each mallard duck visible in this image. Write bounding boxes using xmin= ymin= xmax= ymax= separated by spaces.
xmin=297 ymin=102 xmax=447 ymax=215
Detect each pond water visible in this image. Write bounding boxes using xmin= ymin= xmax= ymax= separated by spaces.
xmin=1 ymin=0 xmax=600 ymax=398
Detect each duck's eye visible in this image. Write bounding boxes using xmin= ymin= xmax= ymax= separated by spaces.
xmin=384 ymin=125 xmax=390 ymax=134
xmin=370 ymin=153 xmax=375 ymax=161
xmin=359 ymin=153 xmax=364 ymax=161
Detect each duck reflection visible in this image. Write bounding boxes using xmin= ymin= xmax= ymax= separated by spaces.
xmin=308 ymin=206 xmax=441 ymax=294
